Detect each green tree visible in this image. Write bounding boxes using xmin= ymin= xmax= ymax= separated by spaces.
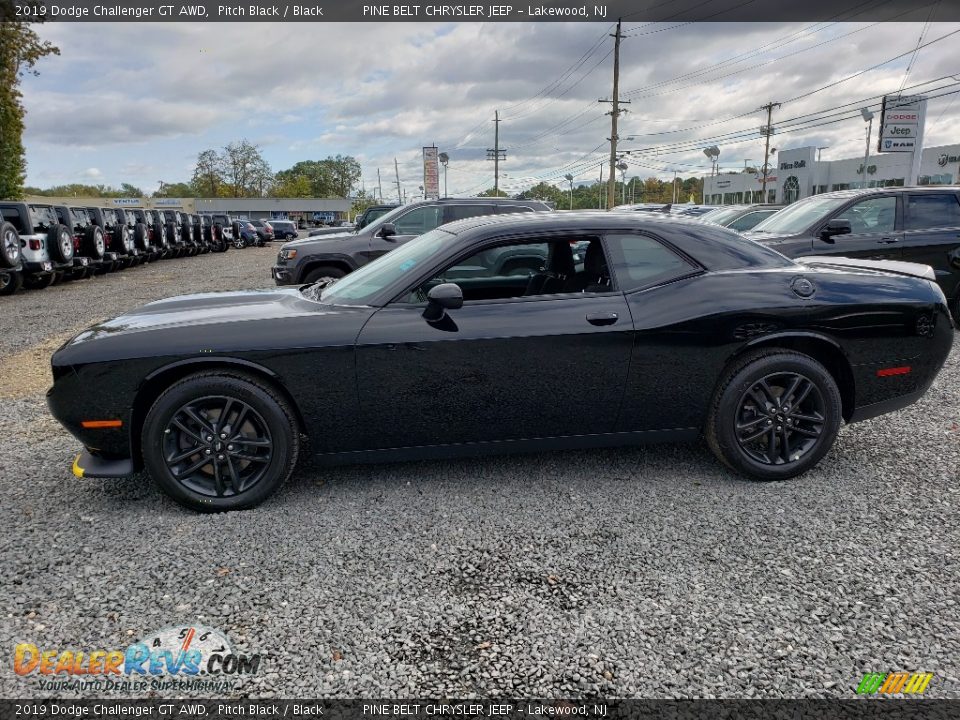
xmin=516 ymin=181 xmax=565 ymax=206
xmin=350 ymin=189 xmax=378 ymax=219
xmin=274 ymin=155 xmax=360 ymax=198
xmin=221 ymin=139 xmax=270 ymax=197
xmin=191 ymin=149 xmax=222 ymax=197
xmin=270 ymin=173 xmax=312 ymax=198
xmin=478 ymin=187 xmax=508 ymax=197
xmin=0 ymin=5 xmax=60 ymax=199
xmin=154 ymin=181 xmax=194 ymax=198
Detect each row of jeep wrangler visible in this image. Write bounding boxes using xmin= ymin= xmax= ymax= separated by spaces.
xmin=0 ymin=203 xmax=258 ymax=295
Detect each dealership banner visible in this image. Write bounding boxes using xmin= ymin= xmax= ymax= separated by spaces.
xmin=877 ymin=95 xmax=927 ymax=153
xmin=423 ymin=146 xmax=440 ymax=200
xmin=6 ymin=0 xmax=960 ymax=22
xmin=3 ymin=700 xmax=960 ymax=720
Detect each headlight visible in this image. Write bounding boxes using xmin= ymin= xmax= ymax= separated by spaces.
xmin=280 ymin=248 xmax=297 ymax=260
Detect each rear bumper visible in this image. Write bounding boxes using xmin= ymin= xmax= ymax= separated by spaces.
xmin=72 ymin=450 xmax=135 ymax=479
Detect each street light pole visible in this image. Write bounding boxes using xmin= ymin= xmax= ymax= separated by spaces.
xmin=861 ymin=108 xmax=874 ymax=190
xmin=564 ymin=173 xmax=574 ymax=210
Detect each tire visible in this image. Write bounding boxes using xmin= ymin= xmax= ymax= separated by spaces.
xmin=951 ymin=295 xmax=960 ymax=327
xmin=0 ymin=221 xmax=21 ymax=268
xmin=705 ymin=349 xmax=842 ymax=481
xmin=165 ymin=223 xmax=178 ymax=247
xmin=134 ymin=223 xmax=149 ymax=251
xmin=212 ymin=223 xmax=227 ymax=252
xmin=234 ymin=236 xmax=247 ymax=249
xmin=141 ymin=372 xmax=300 ymax=512
xmin=153 ymin=222 xmax=169 ymax=249
xmin=303 ymin=266 xmax=346 ymax=284
xmin=48 ymin=224 xmax=74 ymax=263
xmin=23 ymin=273 xmax=55 ymax=290
xmin=83 ymin=226 xmax=106 ymax=259
xmin=0 ymin=270 xmax=22 ymax=295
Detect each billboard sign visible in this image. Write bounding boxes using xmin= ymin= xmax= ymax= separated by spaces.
xmin=878 ymin=95 xmax=926 ymax=154
xmin=423 ymin=146 xmax=440 ymax=200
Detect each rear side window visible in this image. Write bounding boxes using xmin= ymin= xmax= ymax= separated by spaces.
xmin=496 ymin=205 xmax=535 ymax=214
xmin=1 ymin=207 xmax=26 ymax=233
xmin=70 ymin=209 xmax=88 ymax=226
xmin=728 ymin=210 xmax=776 ymax=232
xmin=444 ymin=204 xmax=493 ymax=223
xmin=906 ymin=194 xmax=960 ymax=230
xmin=604 ymin=233 xmax=698 ymax=292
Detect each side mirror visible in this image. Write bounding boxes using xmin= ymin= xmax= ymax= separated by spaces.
xmin=820 ymin=218 xmax=851 ymax=243
xmin=380 ymin=222 xmax=397 ymax=239
xmin=423 ymin=282 xmax=463 ymax=321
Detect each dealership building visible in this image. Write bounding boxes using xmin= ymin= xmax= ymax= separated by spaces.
xmin=703 ymin=143 xmax=960 ymax=206
xmin=22 ymin=196 xmax=352 ymax=222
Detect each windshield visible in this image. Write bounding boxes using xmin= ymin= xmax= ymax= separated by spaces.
xmin=750 ymin=196 xmax=848 ymax=234
xmin=314 ymin=227 xmax=455 ymax=305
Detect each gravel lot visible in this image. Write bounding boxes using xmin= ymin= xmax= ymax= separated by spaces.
xmin=1 ymin=245 xmax=958 ymax=699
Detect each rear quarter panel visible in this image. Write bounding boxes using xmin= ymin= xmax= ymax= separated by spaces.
xmin=617 ymin=267 xmax=950 ymax=432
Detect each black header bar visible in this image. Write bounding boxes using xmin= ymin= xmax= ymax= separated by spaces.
xmin=5 ymin=0 xmax=960 ymax=22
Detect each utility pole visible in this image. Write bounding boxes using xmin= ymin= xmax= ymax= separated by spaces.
xmin=393 ymin=158 xmax=402 ymax=203
xmin=377 ymin=168 xmax=383 ymax=202
xmin=600 ymin=19 xmax=629 ymax=211
xmin=760 ymin=101 xmax=780 ymax=202
xmin=597 ymin=163 xmax=604 ymax=209
xmin=487 ymin=111 xmax=505 ymax=195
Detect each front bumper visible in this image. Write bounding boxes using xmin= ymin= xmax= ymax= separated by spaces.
xmin=271 ymin=265 xmax=296 ymax=285
xmin=72 ymin=450 xmax=134 ymax=479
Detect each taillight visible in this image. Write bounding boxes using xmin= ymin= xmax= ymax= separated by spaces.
xmin=29 ymin=238 xmax=41 ymax=250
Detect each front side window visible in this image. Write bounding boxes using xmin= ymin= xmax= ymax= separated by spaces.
xmin=394 ymin=205 xmax=443 ymax=235
xmin=604 ymin=233 xmax=697 ymax=293
xmin=403 ymin=238 xmax=608 ymax=303
xmin=841 ymin=196 xmax=896 ymax=235
xmin=906 ymin=194 xmax=960 ymax=230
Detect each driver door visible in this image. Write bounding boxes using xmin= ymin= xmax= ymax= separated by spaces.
xmin=363 ymin=204 xmax=443 ymax=264
xmin=812 ymin=194 xmax=903 ymax=260
xmin=354 ymin=237 xmax=634 ymax=450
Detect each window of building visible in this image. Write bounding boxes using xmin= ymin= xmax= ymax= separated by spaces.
xmin=831 ymin=183 xmax=851 ymax=192
xmin=906 ymin=194 xmax=960 ymax=230
xmin=783 ymin=176 xmax=800 ymax=204
xmin=767 ymin=189 xmax=776 ymax=203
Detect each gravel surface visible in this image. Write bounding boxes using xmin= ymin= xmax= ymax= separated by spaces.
xmin=1 ymin=246 xmax=958 ymax=699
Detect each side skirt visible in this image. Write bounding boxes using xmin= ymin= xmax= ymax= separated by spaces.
xmin=312 ymin=427 xmax=700 ymax=467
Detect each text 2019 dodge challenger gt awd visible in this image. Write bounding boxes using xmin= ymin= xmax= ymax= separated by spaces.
xmin=47 ymin=213 xmax=953 ymax=511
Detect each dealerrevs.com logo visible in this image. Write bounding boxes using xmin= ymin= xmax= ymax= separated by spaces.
xmin=14 ymin=625 xmax=261 ymax=693
xmin=857 ymin=672 xmax=934 ymax=694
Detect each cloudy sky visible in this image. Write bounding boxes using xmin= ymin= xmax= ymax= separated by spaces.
xmin=21 ymin=14 xmax=960 ymax=198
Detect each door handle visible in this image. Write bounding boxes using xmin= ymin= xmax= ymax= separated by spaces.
xmin=877 ymin=237 xmax=901 ymax=244
xmin=586 ymin=312 xmax=618 ymax=326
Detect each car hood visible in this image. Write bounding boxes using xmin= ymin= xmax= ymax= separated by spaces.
xmin=284 ymin=231 xmax=357 ymax=249
xmin=65 ymin=288 xmax=354 ymax=344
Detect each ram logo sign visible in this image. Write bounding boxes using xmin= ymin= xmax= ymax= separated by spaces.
xmin=857 ymin=672 xmax=933 ymax=695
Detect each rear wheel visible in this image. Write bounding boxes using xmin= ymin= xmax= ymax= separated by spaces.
xmin=142 ymin=372 xmax=300 ymax=512
xmin=706 ymin=350 xmax=841 ymax=481
xmin=303 ymin=266 xmax=346 ymax=284
xmin=0 ymin=270 xmax=22 ymax=295
xmin=48 ymin=224 xmax=74 ymax=263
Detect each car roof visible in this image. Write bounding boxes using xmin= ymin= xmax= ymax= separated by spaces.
xmin=441 ymin=211 xmax=795 ymax=271
xmin=809 ymin=185 xmax=960 ymax=200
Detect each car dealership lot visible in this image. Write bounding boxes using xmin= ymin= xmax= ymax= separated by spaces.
xmin=0 ymin=246 xmax=958 ymax=698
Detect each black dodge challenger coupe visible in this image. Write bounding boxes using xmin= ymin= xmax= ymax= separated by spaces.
xmin=48 ymin=213 xmax=953 ymax=511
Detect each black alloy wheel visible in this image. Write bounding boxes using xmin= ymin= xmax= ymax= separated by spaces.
xmin=734 ymin=372 xmax=825 ymax=465
xmin=0 ymin=270 xmax=22 ymax=295
xmin=143 ymin=373 xmax=299 ymax=511
xmin=706 ymin=350 xmax=841 ymax=481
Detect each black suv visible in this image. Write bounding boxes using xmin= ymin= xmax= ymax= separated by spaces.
xmin=132 ymin=208 xmax=170 ymax=257
xmin=65 ymin=206 xmax=120 ymax=274
xmin=745 ymin=186 xmax=960 ymax=322
xmin=158 ymin=210 xmax=188 ymax=256
xmin=51 ymin=205 xmax=100 ymax=279
xmin=272 ymin=198 xmax=551 ymax=285
xmin=269 ymin=219 xmax=298 ymax=240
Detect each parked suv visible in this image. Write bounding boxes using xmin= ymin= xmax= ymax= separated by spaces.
xmin=158 ymin=210 xmax=187 ymax=256
xmin=269 ymin=219 xmax=298 ymax=240
xmin=0 ymin=201 xmax=75 ymax=289
xmin=132 ymin=208 xmax=170 ymax=257
xmin=66 ymin=207 xmax=119 ymax=273
xmin=51 ymin=205 xmax=98 ymax=279
xmin=745 ymin=186 xmax=960 ymax=322
xmin=249 ymin=219 xmax=275 ymax=242
xmin=208 ymin=213 xmax=235 ymax=248
xmin=86 ymin=206 xmax=139 ymax=268
xmin=272 ymin=198 xmax=551 ymax=285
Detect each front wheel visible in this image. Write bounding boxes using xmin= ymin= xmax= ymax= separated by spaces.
xmin=303 ymin=265 xmax=346 ymax=284
xmin=141 ymin=373 xmax=300 ymax=512
xmin=0 ymin=270 xmax=22 ymax=295
xmin=706 ymin=350 xmax=841 ymax=481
